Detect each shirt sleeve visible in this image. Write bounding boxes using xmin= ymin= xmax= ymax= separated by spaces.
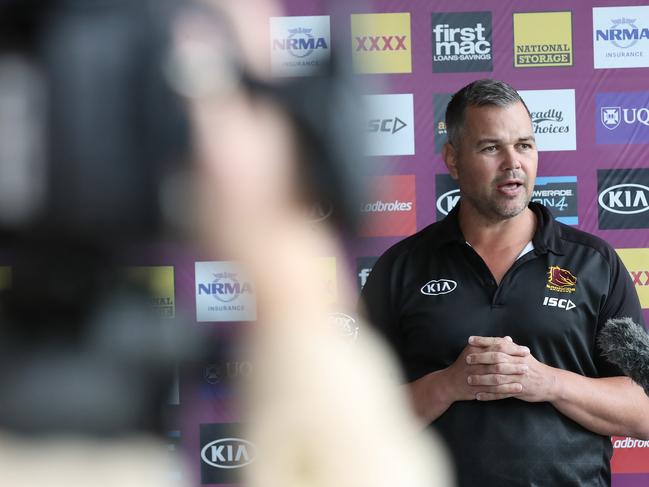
xmin=595 ymin=245 xmax=647 ymax=378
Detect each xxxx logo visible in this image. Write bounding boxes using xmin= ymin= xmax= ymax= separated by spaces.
xmin=631 ymin=270 xmax=649 ymax=285
xmin=355 ymin=35 xmax=407 ymax=51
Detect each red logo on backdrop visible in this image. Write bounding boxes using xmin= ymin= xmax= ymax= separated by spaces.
xmin=359 ymin=175 xmax=416 ymax=237
xmin=611 ymin=436 xmax=649 ymax=473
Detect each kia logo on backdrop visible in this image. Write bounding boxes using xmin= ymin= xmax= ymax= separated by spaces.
xmin=518 ymin=89 xmax=576 ymax=151
xmin=200 ymin=424 xmax=255 ymax=484
xmin=435 ymin=174 xmax=460 ymax=221
xmin=431 ymin=11 xmax=492 ymax=73
xmin=270 ymin=16 xmax=330 ymax=77
xmin=351 ymin=12 xmax=412 ymax=73
xmin=360 ymin=175 xmax=416 ymax=237
xmin=598 ymin=169 xmax=649 ymax=229
xmin=363 ymin=94 xmax=415 ymax=156
xmin=596 ymin=91 xmax=649 ymax=144
xmin=593 ymin=6 xmax=649 ymax=69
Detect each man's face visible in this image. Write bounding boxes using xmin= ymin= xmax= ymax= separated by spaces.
xmin=443 ymin=101 xmax=538 ymax=222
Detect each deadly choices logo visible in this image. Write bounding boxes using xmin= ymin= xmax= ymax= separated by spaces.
xmin=518 ymin=89 xmax=576 ymax=151
xmin=593 ymin=6 xmax=649 ymax=69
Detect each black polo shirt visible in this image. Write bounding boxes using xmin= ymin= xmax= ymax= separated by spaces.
xmin=361 ymin=202 xmax=645 ymax=487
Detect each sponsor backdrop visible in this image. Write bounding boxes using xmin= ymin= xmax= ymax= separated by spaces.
xmin=88 ymin=1 xmax=649 ymax=486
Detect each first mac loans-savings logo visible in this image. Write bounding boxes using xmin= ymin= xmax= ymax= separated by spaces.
xmin=431 ymin=12 xmax=492 ymax=73
xmin=270 ymin=16 xmax=330 ymax=77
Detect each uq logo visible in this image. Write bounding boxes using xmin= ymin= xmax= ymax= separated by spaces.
xmin=201 ymin=438 xmax=256 ymax=469
xmin=273 ymin=27 xmax=328 ymax=58
xmin=421 ymin=279 xmax=457 ymax=296
xmin=198 ymin=273 xmax=253 ymax=303
xmin=599 ymin=184 xmax=649 ymax=215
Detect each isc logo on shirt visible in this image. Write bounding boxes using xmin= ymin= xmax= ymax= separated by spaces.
xmin=542 ymin=296 xmax=576 ymax=310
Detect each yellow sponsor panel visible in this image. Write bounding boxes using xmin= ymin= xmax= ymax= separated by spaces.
xmin=0 ymin=266 xmax=11 ymax=290
xmin=513 ymin=11 xmax=572 ymax=67
xmin=127 ymin=266 xmax=176 ymax=318
xmin=316 ymin=257 xmax=337 ymax=305
xmin=351 ymin=13 xmax=411 ymax=74
xmin=616 ymin=249 xmax=649 ymax=309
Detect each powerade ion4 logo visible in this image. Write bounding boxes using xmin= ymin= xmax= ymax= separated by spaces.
xmin=431 ymin=12 xmax=492 ymax=73
xmin=195 ymin=262 xmax=256 ymax=322
xmin=270 ymin=16 xmax=330 ymax=77
xmin=200 ymin=424 xmax=254 ymax=484
xmin=598 ymin=169 xmax=649 ymax=229
xmin=593 ymin=6 xmax=649 ymax=69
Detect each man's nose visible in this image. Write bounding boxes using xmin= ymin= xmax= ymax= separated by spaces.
xmin=500 ymin=146 xmax=522 ymax=171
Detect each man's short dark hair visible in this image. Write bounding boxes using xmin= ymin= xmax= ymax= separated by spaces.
xmin=445 ymin=79 xmax=531 ymax=148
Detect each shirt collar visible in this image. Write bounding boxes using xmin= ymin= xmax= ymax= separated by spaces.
xmin=432 ymin=201 xmax=565 ymax=255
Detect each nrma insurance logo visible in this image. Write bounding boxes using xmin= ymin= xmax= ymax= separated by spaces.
xmin=270 ymin=16 xmax=330 ymax=77
xmin=596 ymin=91 xmax=649 ymax=145
xmin=195 ymin=261 xmax=256 ymax=322
xmin=593 ymin=6 xmax=649 ymax=69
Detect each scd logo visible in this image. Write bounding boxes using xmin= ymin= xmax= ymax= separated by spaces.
xmin=596 ymin=92 xmax=649 ymax=145
xmin=270 ymin=16 xmax=330 ymax=77
xmin=598 ymin=169 xmax=649 ymax=229
xmin=195 ymin=262 xmax=256 ymax=322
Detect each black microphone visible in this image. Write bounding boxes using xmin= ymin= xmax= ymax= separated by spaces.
xmin=597 ymin=317 xmax=649 ymax=396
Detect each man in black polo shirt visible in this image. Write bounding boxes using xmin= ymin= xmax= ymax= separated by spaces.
xmin=361 ymin=79 xmax=649 ymax=486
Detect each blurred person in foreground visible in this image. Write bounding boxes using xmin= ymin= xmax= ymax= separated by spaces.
xmin=361 ymin=79 xmax=649 ymax=487
xmin=179 ymin=1 xmax=453 ymax=486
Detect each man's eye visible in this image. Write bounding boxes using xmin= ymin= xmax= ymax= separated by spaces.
xmin=482 ymin=146 xmax=497 ymax=153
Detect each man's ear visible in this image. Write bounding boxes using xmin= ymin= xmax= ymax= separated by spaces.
xmin=442 ymin=142 xmax=459 ymax=180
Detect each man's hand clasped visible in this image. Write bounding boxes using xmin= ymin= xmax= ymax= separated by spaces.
xmin=447 ymin=336 xmax=557 ymax=403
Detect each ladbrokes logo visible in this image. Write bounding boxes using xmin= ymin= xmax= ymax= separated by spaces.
xmin=351 ymin=13 xmax=411 ymax=73
xmin=431 ymin=12 xmax=492 ymax=73
xmin=594 ymin=6 xmax=649 ymax=69
xmin=360 ymin=175 xmax=416 ymax=237
xmin=598 ymin=169 xmax=649 ymax=229
xmin=612 ymin=436 xmax=649 ymax=474
xmin=546 ymin=266 xmax=577 ymax=293
xmin=270 ymin=16 xmax=330 ymax=77
xmin=616 ymin=248 xmax=649 ymax=309
xmin=596 ymin=91 xmax=649 ymax=145
xmin=364 ymin=94 xmax=414 ymax=156
xmin=514 ymin=12 xmax=572 ymax=67
xmin=195 ymin=261 xmax=256 ymax=322
xmin=519 ymin=89 xmax=576 ymax=151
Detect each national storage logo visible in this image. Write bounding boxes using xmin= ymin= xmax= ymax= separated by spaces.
xmin=351 ymin=13 xmax=411 ymax=74
xmin=593 ymin=6 xmax=649 ymax=69
xmin=519 ymin=89 xmax=576 ymax=151
xmin=360 ymin=175 xmax=416 ymax=237
xmin=436 ymin=173 xmax=578 ymax=224
xmin=598 ymin=169 xmax=649 ymax=230
xmin=195 ymin=261 xmax=256 ymax=322
xmin=126 ymin=266 xmax=175 ymax=318
xmin=200 ymin=423 xmax=254 ymax=484
xmin=596 ymin=91 xmax=649 ymax=145
xmin=270 ymin=16 xmax=330 ymax=77
xmin=513 ymin=11 xmax=573 ymax=67
xmin=364 ymin=93 xmax=414 ymax=156
xmin=433 ymin=93 xmax=453 ymax=153
xmin=431 ymin=12 xmax=492 ymax=73
xmin=616 ymin=249 xmax=649 ymax=309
